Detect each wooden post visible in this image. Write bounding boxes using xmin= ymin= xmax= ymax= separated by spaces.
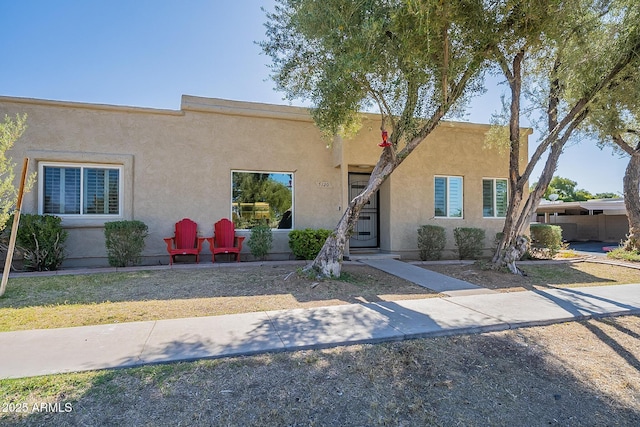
xmin=0 ymin=158 xmax=29 ymax=297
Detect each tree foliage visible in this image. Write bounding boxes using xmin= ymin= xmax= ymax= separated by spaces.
xmin=488 ymin=0 xmax=640 ymax=272
xmin=262 ymin=0 xmax=491 ymax=143
xmin=0 ymin=114 xmax=28 ymax=233
xmin=531 ymin=176 xmax=618 ymax=201
xmin=262 ymin=0 xmax=496 ymax=276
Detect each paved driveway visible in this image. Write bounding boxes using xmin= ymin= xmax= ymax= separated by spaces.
xmin=568 ymin=241 xmax=619 ymax=255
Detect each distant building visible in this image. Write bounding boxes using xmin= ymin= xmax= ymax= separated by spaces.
xmin=535 ymin=198 xmax=628 ymax=242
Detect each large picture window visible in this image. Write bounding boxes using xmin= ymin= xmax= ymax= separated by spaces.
xmin=232 ymin=171 xmax=293 ymax=229
xmin=434 ymin=176 xmax=463 ymax=218
xmin=40 ymin=163 xmax=122 ymax=216
xmin=483 ymin=178 xmax=508 ymax=218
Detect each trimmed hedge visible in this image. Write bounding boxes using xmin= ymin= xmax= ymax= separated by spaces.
xmin=288 ymin=228 xmax=331 ymax=260
xmin=104 ymin=220 xmax=148 ymax=267
xmin=453 ymin=227 xmax=485 ymax=260
xmin=529 ymin=223 xmax=563 ymax=258
xmin=417 ymin=225 xmax=446 ymax=260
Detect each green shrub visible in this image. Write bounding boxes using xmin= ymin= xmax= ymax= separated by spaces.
xmin=529 ymin=224 xmax=564 ymax=258
xmin=288 ymin=228 xmax=331 ymax=260
xmin=453 ymin=227 xmax=485 ymax=260
xmin=417 ymin=225 xmax=446 ymax=260
xmin=15 ymin=213 xmax=67 ymax=271
xmin=104 ymin=220 xmax=148 ymax=267
xmin=247 ymin=223 xmax=273 ymax=260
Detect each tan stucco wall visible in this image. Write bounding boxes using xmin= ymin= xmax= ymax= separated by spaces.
xmin=1 ymin=96 xmax=343 ymax=266
xmin=1 ymin=95 xmax=526 ymax=266
xmin=340 ymin=117 xmax=528 ymax=258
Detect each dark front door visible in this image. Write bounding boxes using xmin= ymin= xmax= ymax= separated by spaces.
xmin=348 ymin=173 xmax=379 ymax=248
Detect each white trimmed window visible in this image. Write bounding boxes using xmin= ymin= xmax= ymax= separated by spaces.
xmin=39 ymin=163 xmax=123 ymax=216
xmin=483 ymin=178 xmax=508 ymax=218
xmin=434 ymin=176 xmax=463 ymax=218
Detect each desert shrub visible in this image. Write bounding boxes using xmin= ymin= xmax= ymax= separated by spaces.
xmin=607 ymin=247 xmax=640 ymax=262
xmin=288 ymin=228 xmax=331 ymax=260
xmin=417 ymin=225 xmax=446 ymax=260
xmin=247 ymin=223 xmax=273 ymax=260
xmin=529 ymin=224 xmax=564 ymax=258
xmin=104 ymin=220 xmax=148 ymax=267
xmin=453 ymin=227 xmax=485 ymax=260
xmin=14 ymin=213 xmax=67 ymax=271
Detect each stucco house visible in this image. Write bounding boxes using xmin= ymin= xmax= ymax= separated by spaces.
xmin=0 ymin=94 xmax=528 ymax=267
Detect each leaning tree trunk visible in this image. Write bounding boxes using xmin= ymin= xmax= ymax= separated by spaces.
xmin=493 ymin=141 xmax=565 ymax=274
xmin=309 ymin=150 xmax=395 ymax=277
xmin=623 ymin=150 xmax=640 ymax=251
xmin=492 ymin=109 xmax=587 ymax=274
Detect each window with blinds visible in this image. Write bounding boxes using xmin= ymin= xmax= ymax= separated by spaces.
xmin=483 ymin=178 xmax=508 ymax=218
xmin=434 ymin=176 xmax=463 ymax=218
xmin=41 ymin=164 xmax=121 ymax=216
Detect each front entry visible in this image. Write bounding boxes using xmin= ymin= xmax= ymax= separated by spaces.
xmin=348 ymin=173 xmax=379 ymax=248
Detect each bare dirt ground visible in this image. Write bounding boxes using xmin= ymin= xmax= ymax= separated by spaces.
xmin=1 ymin=260 xmax=639 ymax=426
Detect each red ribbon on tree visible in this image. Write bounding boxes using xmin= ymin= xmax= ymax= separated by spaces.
xmin=378 ymin=130 xmax=391 ymax=147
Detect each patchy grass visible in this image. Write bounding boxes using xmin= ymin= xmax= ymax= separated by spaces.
xmin=0 ymin=264 xmax=436 ymax=332
xmin=1 ymin=261 xmax=639 ymax=331
xmin=1 ymin=316 xmax=639 ymax=426
xmin=1 ymin=261 xmax=639 ymax=425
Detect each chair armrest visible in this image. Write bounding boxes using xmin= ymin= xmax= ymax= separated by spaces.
xmin=205 ymin=237 xmax=214 ymax=251
xmin=196 ymin=237 xmax=206 ymax=252
xmin=163 ymin=237 xmax=175 ymax=251
xmin=236 ymin=236 xmax=246 ymax=252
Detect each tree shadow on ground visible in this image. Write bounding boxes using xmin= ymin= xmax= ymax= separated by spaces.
xmin=6 ymin=315 xmax=640 ymax=426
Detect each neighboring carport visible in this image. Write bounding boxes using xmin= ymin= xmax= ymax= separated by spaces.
xmin=534 ymin=198 xmax=628 ymax=243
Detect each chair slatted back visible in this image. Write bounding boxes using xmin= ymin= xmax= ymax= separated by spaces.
xmin=175 ymin=218 xmax=197 ymax=249
xmin=215 ymin=219 xmax=236 ymax=248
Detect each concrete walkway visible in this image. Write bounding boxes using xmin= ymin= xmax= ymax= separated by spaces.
xmin=360 ymin=258 xmax=497 ymax=296
xmin=1 ymin=277 xmax=639 ymax=379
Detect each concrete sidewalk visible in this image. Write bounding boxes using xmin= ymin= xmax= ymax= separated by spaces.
xmin=1 ymin=283 xmax=639 ymax=379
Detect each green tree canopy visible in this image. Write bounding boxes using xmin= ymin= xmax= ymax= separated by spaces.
xmin=531 ymin=176 xmax=618 ymax=202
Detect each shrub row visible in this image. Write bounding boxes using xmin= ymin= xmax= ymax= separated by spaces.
xmin=418 ymin=225 xmax=486 ymax=260
xmin=4 ymin=214 xmax=566 ymax=270
xmin=2 ymin=215 xmax=149 ymax=271
xmin=418 ymin=224 xmax=564 ymax=261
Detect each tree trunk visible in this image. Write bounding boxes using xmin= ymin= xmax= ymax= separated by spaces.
xmin=492 ymin=141 xmax=565 ymax=274
xmin=623 ymin=151 xmax=640 ymax=251
xmin=492 ymin=111 xmax=587 ymax=273
xmin=308 ymin=57 xmax=491 ymax=277
xmin=309 ymin=150 xmax=395 ymax=277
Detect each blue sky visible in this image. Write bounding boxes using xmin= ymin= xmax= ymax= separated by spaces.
xmin=0 ymin=0 xmax=627 ymax=194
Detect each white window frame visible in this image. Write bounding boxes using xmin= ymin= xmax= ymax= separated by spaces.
xmin=482 ymin=178 xmax=508 ymax=218
xmin=231 ymin=170 xmax=295 ymax=230
xmin=434 ymin=175 xmax=464 ymax=219
xmin=38 ymin=162 xmax=124 ymax=218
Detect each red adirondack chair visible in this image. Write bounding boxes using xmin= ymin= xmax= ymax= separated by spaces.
xmin=163 ymin=218 xmax=205 ymax=265
xmin=207 ymin=218 xmax=245 ymax=263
